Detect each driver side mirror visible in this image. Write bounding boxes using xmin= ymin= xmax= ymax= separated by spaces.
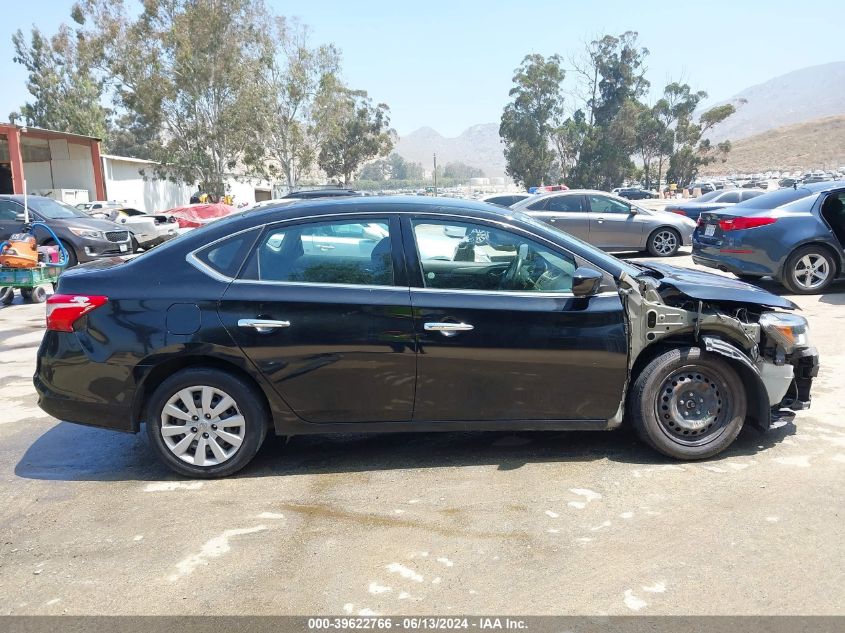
xmin=627 ymin=205 xmax=638 ymax=215
xmin=572 ymin=267 xmax=603 ymax=297
xmin=15 ymin=213 xmax=26 ymax=222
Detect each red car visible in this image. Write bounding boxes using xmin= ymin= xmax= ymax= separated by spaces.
xmin=162 ymin=203 xmax=237 ymax=229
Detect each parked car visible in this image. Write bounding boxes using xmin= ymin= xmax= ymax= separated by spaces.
xmin=35 ymin=197 xmax=818 ymax=477
xmin=689 ymin=181 xmax=717 ymax=194
xmin=0 ymin=195 xmax=132 ymax=266
xmin=282 ymin=189 xmax=363 ymax=200
xmin=89 ymin=207 xmax=179 ymax=250
xmin=616 ymin=187 xmax=657 ymax=200
xmin=511 ymin=190 xmax=696 ymax=256
xmin=482 ymin=194 xmax=530 ymax=208
xmin=162 ymin=202 xmax=238 ymax=229
xmin=75 ymin=201 xmax=125 ymax=212
xmin=692 ymin=181 xmax=845 ymax=293
xmin=665 ymin=189 xmax=766 ymax=222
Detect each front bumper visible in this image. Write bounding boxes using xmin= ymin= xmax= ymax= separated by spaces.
xmin=76 ymin=235 xmax=133 ymax=262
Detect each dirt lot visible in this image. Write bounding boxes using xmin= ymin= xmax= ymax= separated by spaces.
xmin=0 ymin=251 xmax=843 ymax=616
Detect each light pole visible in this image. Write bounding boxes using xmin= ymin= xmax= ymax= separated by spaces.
xmin=433 ymin=153 xmax=437 ymax=196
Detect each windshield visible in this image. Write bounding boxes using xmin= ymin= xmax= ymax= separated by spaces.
xmin=25 ymin=197 xmax=90 ymax=219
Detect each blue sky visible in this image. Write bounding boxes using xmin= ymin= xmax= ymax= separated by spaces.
xmin=2 ymin=0 xmax=844 ymax=137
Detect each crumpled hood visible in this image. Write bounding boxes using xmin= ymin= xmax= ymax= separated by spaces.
xmin=633 ymin=261 xmax=797 ymax=309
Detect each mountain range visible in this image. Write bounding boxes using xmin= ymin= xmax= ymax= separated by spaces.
xmin=395 ymin=61 xmax=845 ymax=177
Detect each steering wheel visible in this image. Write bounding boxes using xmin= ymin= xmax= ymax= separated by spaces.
xmin=501 ymin=243 xmax=529 ymax=289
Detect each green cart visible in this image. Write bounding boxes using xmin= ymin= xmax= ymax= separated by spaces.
xmin=0 ymin=264 xmax=64 ymax=305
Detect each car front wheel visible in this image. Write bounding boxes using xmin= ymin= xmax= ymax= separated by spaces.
xmin=629 ymin=347 xmax=747 ymax=459
xmin=782 ymin=246 xmax=836 ymax=294
xmin=145 ymin=368 xmax=268 ymax=478
xmin=647 ymin=228 xmax=681 ymax=257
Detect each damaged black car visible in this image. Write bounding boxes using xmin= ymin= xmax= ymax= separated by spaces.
xmin=34 ymin=197 xmax=819 ymax=477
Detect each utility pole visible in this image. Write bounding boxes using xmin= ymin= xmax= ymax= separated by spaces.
xmin=433 ymin=153 xmax=438 ymax=196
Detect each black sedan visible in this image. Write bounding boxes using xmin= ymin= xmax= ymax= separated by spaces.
xmin=35 ymin=197 xmax=818 ymax=477
xmin=616 ymin=188 xmax=656 ymax=200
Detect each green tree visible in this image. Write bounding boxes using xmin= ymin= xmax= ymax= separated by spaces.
xmin=499 ymin=54 xmax=565 ymax=188
xmin=10 ymin=24 xmax=109 ymax=139
xmin=255 ymin=16 xmax=341 ymax=190
xmin=75 ymin=0 xmax=271 ymax=195
xmin=566 ymin=32 xmax=650 ymax=189
xmin=443 ymin=161 xmax=484 ymax=180
xmin=318 ymin=90 xmax=394 ymax=185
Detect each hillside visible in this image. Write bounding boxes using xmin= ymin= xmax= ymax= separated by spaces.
xmin=705 ymin=61 xmax=845 ymax=143
xmin=701 ymin=115 xmax=845 ymax=174
xmin=395 ymin=123 xmax=506 ymax=178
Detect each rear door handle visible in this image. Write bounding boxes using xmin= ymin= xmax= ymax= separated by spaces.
xmin=317 ymin=244 xmax=335 ymax=251
xmin=424 ymin=322 xmax=474 ymax=337
xmin=238 ymin=318 xmax=291 ymax=334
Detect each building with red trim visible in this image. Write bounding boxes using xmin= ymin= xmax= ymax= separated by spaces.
xmin=0 ymin=123 xmax=105 ymax=201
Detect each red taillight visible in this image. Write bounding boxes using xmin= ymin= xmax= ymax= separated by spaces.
xmin=46 ymin=294 xmax=108 ymax=332
xmin=718 ymin=217 xmax=777 ymax=232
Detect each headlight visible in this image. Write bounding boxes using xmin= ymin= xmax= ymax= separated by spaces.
xmin=68 ymin=227 xmax=104 ymax=239
xmin=759 ymin=312 xmax=809 ymax=353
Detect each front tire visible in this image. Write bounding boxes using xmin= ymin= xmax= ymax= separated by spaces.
xmin=629 ymin=347 xmax=747 ymax=460
xmin=782 ymin=245 xmax=836 ymax=294
xmin=145 ymin=368 xmax=268 ymax=478
xmin=647 ymin=227 xmax=681 ymax=257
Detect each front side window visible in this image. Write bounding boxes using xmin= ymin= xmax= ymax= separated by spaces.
xmin=245 ymin=219 xmax=393 ymax=286
xmin=587 ymin=195 xmax=630 ymax=214
xmin=412 ymin=220 xmax=577 ymax=293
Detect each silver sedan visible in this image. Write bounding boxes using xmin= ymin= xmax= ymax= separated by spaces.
xmin=511 ymin=189 xmax=697 ymax=256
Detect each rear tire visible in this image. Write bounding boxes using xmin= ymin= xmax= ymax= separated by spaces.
xmin=647 ymin=227 xmax=681 ymax=257
xmin=629 ymin=347 xmax=747 ymax=460
xmin=145 ymin=368 xmax=268 ymax=478
xmin=782 ymin=245 xmax=836 ymax=294
xmin=30 ymin=285 xmax=48 ymax=303
xmin=0 ymin=288 xmax=13 ymax=305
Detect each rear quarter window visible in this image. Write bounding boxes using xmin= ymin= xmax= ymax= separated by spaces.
xmin=194 ymin=229 xmax=259 ymax=278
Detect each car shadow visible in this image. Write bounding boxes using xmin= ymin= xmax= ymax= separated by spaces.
xmin=14 ymin=419 xmax=797 ymax=483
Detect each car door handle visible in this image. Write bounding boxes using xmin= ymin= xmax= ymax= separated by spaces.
xmin=424 ymin=322 xmax=474 ymax=337
xmin=317 ymin=244 xmax=335 ymax=251
xmin=237 ymin=318 xmax=291 ymax=334
xmin=596 ymin=217 xmax=605 ymax=223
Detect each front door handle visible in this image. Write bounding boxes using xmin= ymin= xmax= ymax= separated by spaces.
xmin=238 ymin=318 xmax=291 ymax=334
xmin=317 ymin=244 xmax=335 ymax=251
xmin=424 ymin=322 xmax=474 ymax=337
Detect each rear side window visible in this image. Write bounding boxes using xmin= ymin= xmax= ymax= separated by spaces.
xmin=718 ymin=192 xmax=740 ymax=203
xmin=547 ymin=195 xmax=585 ymax=212
xmin=741 ymin=191 xmax=764 ymax=202
xmin=243 ymin=219 xmax=393 ymax=286
xmin=194 ymin=229 xmax=258 ymax=278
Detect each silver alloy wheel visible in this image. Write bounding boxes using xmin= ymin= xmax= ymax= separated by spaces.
xmin=793 ymin=254 xmax=830 ymax=290
xmin=652 ymin=230 xmax=678 ymax=255
xmin=159 ymin=386 xmax=245 ymax=467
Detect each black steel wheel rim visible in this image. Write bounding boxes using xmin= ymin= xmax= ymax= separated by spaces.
xmin=654 ymin=365 xmax=733 ymax=447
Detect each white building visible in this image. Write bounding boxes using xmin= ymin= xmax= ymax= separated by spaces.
xmin=101 ymin=154 xmax=273 ymax=212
